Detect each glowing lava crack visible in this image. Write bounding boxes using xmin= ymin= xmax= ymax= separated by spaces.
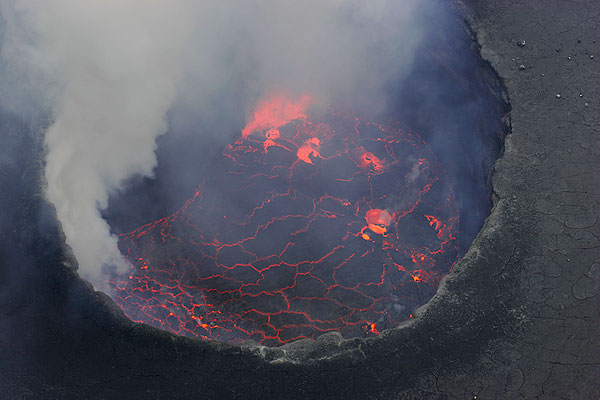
xmin=107 ymin=93 xmax=460 ymax=346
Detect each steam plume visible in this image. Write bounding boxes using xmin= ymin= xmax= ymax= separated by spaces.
xmin=0 ymin=0 xmax=426 ymax=285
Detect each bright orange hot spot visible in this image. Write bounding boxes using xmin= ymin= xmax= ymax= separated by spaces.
xmin=409 ymin=268 xmax=436 ymax=283
xmin=365 ymin=209 xmax=393 ymax=235
xmin=359 ymin=148 xmax=386 ymax=173
xmin=297 ymin=137 xmax=321 ymax=164
xmin=367 ymin=322 xmax=380 ymax=335
xmin=242 ymin=93 xmax=313 ymax=138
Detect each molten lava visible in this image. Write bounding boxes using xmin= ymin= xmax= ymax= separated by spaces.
xmin=297 ymin=137 xmax=321 ymax=164
xmin=107 ymin=93 xmax=460 ymax=346
xmin=242 ymin=93 xmax=313 ymax=138
xmin=365 ymin=209 xmax=393 ymax=235
xmin=359 ymin=149 xmax=386 ymax=174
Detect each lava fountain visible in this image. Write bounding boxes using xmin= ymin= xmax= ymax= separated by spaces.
xmin=107 ymin=93 xmax=459 ymax=346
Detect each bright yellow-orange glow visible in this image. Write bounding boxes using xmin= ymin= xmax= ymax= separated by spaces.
xmin=368 ymin=323 xmax=379 ymax=334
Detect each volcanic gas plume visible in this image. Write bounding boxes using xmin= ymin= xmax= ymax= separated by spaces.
xmin=107 ymin=93 xmax=459 ymax=345
xmin=0 ymin=0 xmax=427 ymax=284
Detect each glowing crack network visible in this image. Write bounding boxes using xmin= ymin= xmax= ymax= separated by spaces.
xmin=107 ymin=93 xmax=460 ymax=346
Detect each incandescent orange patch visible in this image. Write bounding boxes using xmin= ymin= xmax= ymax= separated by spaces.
xmin=367 ymin=322 xmax=379 ymax=335
xmin=359 ymin=148 xmax=387 ymax=173
xmin=365 ymin=209 xmax=393 ymax=235
xmin=242 ymin=93 xmax=313 ymax=138
xmin=297 ymin=137 xmax=321 ymax=164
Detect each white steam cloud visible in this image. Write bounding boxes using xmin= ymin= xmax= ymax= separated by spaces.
xmin=0 ymin=0 xmax=426 ymax=285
